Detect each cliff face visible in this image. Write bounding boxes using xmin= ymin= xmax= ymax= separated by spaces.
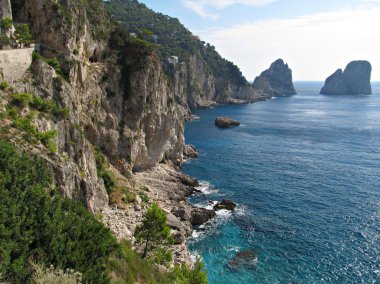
xmin=3 ymin=0 xmax=188 ymax=214
xmin=320 ymin=61 xmax=372 ymax=95
xmin=105 ymin=0 xmax=266 ymax=109
xmin=253 ymin=59 xmax=297 ymax=96
xmin=167 ymin=54 xmax=264 ymax=109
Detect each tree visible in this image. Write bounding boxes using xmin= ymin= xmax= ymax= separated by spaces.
xmin=14 ymin=24 xmax=33 ymax=47
xmin=134 ymin=203 xmax=173 ymax=258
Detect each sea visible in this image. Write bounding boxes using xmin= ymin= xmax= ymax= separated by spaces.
xmin=182 ymin=82 xmax=380 ymax=284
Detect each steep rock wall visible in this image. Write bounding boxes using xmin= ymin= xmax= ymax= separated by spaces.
xmin=7 ymin=0 xmax=188 ymax=213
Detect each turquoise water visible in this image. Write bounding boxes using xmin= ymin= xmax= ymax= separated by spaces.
xmin=182 ymin=82 xmax=380 ymax=284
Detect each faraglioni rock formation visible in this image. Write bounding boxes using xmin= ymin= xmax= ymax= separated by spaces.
xmin=320 ymin=61 xmax=372 ymax=95
xmin=215 ymin=117 xmax=240 ymax=128
xmin=253 ymin=59 xmax=297 ymax=96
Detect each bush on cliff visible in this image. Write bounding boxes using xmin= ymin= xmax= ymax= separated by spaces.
xmin=0 ymin=141 xmax=118 ymax=283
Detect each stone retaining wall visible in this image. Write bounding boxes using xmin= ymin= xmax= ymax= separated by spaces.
xmin=0 ymin=47 xmax=34 ymax=82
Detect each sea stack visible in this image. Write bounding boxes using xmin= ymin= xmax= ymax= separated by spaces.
xmin=320 ymin=61 xmax=372 ymax=95
xmin=253 ymin=59 xmax=297 ymax=96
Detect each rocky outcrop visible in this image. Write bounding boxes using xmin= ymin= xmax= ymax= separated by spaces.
xmin=253 ymin=59 xmax=297 ymax=96
xmin=183 ymin=144 xmax=198 ymax=159
xmin=190 ymin=207 xmax=216 ymax=226
xmin=320 ymin=61 xmax=372 ymax=95
xmin=215 ymin=117 xmax=240 ymax=128
xmin=214 ymin=200 xmax=237 ymax=211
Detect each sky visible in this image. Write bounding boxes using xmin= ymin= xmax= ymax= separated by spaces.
xmin=137 ymin=0 xmax=380 ymax=81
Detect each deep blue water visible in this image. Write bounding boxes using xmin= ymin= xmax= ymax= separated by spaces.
xmin=182 ymin=82 xmax=380 ymax=284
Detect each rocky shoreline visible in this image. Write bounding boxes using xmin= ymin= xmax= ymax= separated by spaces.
xmin=101 ymin=152 xmax=229 ymax=266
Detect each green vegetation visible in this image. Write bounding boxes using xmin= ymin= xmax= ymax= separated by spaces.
xmin=5 ymin=93 xmax=69 ymax=152
xmin=0 ymin=34 xmax=11 ymax=47
xmin=94 ymin=148 xmax=116 ymax=194
xmin=82 ymin=0 xmax=117 ymax=40
xmin=0 ymin=142 xmax=208 ymax=283
xmin=1 ymin=17 xmax=13 ymax=30
xmin=11 ymin=92 xmax=69 ymax=118
xmin=139 ymin=191 xmax=149 ymax=204
xmin=105 ymin=0 xmax=247 ymax=86
xmin=14 ymin=24 xmax=33 ymax=46
xmin=0 ymin=141 xmax=118 ymax=283
xmin=134 ymin=203 xmax=174 ymax=258
xmin=170 ymin=259 xmax=208 ymax=284
xmin=32 ymin=51 xmax=68 ymax=80
xmin=0 ymin=81 xmax=9 ymax=90
xmin=122 ymin=186 xmax=136 ymax=204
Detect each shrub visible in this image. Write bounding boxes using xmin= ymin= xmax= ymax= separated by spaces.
xmin=30 ymin=96 xmax=69 ymax=118
xmin=11 ymin=92 xmax=33 ymax=108
xmin=32 ymin=50 xmax=43 ymax=61
xmin=170 ymin=258 xmax=208 ymax=284
xmin=14 ymin=24 xmax=33 ymax=46
xmin=122 ymin=186 xmax=136 ymax=204
xmin=1 ymin=17 xmax=13 ymax=29
xmin=0 ymin=34 xmax=11 ymax=47
xmin=0 ymin=81 xmax=9 ymax=90
xmin=94 ymin=149 xmax=116 ymax=194
xmin=0 ymin=141 xmax=118 ymax=283
xmin=139 ymin=191 xmax=149 ymax=204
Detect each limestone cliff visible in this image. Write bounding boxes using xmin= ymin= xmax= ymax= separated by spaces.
xmin=166 ymin=54 xmax=264 ymax=109
xmin=105 ymin=0 xmax=267 ymax=110
xmin=253 ymin=59 xmax=297 ymax=96
xmin=0 ymin=0 xmax=258 ymax=266
xmin=1 ymin=0 xmax=189 ymax=214
xmin=320 ymin=61 xmax=372 ymax=95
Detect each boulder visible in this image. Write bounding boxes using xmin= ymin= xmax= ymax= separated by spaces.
xmin=253 ymin=59 xmax=297 ymax=96
xmin=190 ymin=207 xmax=216 ymax=226
xmin=176 ymin=173 xmax=199 ymax=187
xmin=166 ymin=213 xmax=182 ymax=230
xmin=171 ymin=206 xmax=191 ymax=222
xmin=227 ymin=249 xmax=258 ymax=271
xmin=183 ymin=144 xmax=198 ymax=159
xmin=214 ymin=200 xmax=237 ymax=211
xmin=320 ymin=61 xmax=372 ymax=95
xmin=215 ymin=117 xmax=240 ymax=128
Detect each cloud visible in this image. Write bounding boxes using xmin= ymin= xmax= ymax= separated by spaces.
xmin=182 ymin=0 xmax=275 ymax=19
xmin=198 ymin=7 xmax=380 ymax=80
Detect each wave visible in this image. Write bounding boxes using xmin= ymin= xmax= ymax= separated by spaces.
xmin=189 ymin=114 xmax=200 ymax=121
xmin=195 ymin=181 xmax=219 ymax=195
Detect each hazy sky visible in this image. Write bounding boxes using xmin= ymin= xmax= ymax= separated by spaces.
xmin=138 ymin=0 xmax=379 ymax=81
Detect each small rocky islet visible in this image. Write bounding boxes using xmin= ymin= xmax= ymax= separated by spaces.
xmin=215 ymin=116 xmax=241 ymax=128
